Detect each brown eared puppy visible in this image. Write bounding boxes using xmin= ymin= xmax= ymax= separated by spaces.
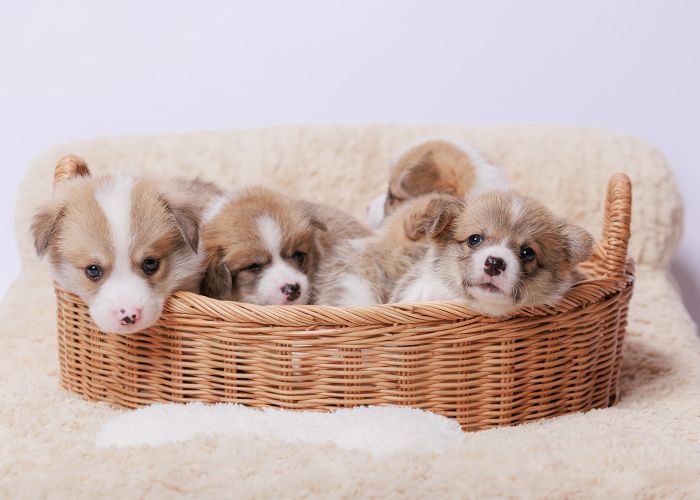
xmin=31 ymin=155 xmax=223 ymax=334
xmin=391 ymin=190 xmax=595 ymax=316
xmin=366 ymin=138 xmax=508 ymax=228
xmin=314 ymin=194 xmax=457 ymax=306
xmin=200 ymin=186 xmax=371 ymax=305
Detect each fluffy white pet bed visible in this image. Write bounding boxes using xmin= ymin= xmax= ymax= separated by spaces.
xmin=2 ymin=124 xmax=698 ymax=498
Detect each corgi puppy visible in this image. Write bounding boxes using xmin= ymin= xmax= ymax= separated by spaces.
xmin=391 ymin=190 xmax=594 ymax=316
xmin=367 ymin=138 xmax=508 ymax=228
xmin=314 ymin=194 xmax=457 ymax=306
xmin=200 ymin=186 xmax=371 ymax=305
xmin=31 ymin=155 xmax=222 ymax=334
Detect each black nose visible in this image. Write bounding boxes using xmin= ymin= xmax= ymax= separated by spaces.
xmin=281 ymin=283 xmax=301 ymax=301
xmin=484 ymin=256 xmax=506 ymax=276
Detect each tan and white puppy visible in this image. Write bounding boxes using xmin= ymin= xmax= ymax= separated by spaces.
xmin=31 ymin=155 xmax=222 ymax=334
xmin=201 ymin=186 xmax=371 ymax=305
xmin=391 ymin=191 xmax=594 ymax=316
xmin=314 ymin=194 xmax=456 ymax=306
xmin=367 ymin=138 xmax=508 ymax=228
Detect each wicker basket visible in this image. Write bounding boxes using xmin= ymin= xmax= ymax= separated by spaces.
xmin=55 ymin=174 xmax=634 ymax=431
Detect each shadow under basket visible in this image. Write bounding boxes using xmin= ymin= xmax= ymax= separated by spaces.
xmin=55 ymin=174 xmax=635 ymax=432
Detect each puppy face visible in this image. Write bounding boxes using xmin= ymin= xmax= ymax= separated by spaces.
xmin=427 ymin=191 xmax=593 ymax=316
xmin=201 ymin=188 xmax=327 ymax=305
xmin=367 ymin=140 xmax=477 ymax=228
xmin=31 ymin=156 xmax=202 ymax=334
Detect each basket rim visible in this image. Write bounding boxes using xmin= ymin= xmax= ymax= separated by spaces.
xmin=54 ymin=264 xmax=633 ymax=329
xmin=170 ymin=272 xmax=633 ymax=322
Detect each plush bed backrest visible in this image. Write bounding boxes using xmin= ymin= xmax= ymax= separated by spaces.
xmin=16 ymin=124 xmax=683 ymax=269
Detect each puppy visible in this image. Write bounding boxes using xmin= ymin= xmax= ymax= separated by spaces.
xmin=200 ymin=186 xmax=371 ymax=305
xmin=314 ymin=194 xmax=456 ymax=306
xmin=391 ymin=190 xmax=595 ymax=316
xmin=367 ymin=138 xmax=508 ymax=228
xmin=31 ymin=155 xmax=222 ymax=334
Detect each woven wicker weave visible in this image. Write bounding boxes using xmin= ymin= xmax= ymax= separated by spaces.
xmin=55 ymin=173 xmax=634 ymax=431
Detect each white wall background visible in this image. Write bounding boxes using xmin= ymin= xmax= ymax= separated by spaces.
xmin=1 ymin=1 xmax=698 ymax=322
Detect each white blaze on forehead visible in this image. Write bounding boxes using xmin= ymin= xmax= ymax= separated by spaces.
xmin=257 ymin=215 xmax=282 ymax=255
xmin=95 ymin=176 xmax=135 ymax=268
xmin=202 ymin=194 xmax=230 ymax=223
xmin=510 ymin=197 xmax=525 ymax=223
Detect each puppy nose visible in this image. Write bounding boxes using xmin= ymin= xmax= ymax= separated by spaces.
xmin=115 ymin=307 xmax=141 ymax=326
xmin=281 ymin=283 xmax=301 ymax=301
xmin=484 ymin=256 xmax=506 ymax=276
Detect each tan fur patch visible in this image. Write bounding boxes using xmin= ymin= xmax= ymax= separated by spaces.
xmin=129 ymin=179 xmax=197 ymax=294
xmin=403 ymin=195 xmax=465 ymax=241
xmin=30 ymin=174 xmax=117 ymax=298
xmin=50 ymin=177 xmax=115 ymax=296
xmin=385 ymin=140 xmax=478 ymax=217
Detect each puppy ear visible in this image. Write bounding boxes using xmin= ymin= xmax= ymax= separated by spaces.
xmin=399 ymin=154 xmax=441 ymax=196
xmin=31 ymin=203 xmax=64 ymax=257
xmin=405 ymin=196 xmax=464 ymax=241
xmin=309 ymin=216 xmax=328 ymax=232
xmin=53 ymin=155 xmax=91 ymax=188
xmin=200 ymin=251 xmax=232 ymax=299
xmin=160 ymin=196 xmax=200 ymax=253
xmin=563 ymin=224 xmax=594 ymax=265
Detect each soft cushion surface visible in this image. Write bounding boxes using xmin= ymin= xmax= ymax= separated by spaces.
xmin=2 ymin=124 xmax=698 ymax=498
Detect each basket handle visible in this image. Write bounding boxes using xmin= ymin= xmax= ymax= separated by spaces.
xmin=53 ymin=154 xmax=90 ymax=187
xmin=601 ymin=173 xmax=632 ymax=277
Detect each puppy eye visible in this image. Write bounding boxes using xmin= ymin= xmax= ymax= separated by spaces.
xmin=292 ymin=251 xmax=306 ymax=265
xmin=141 ymin=258 xmax=160 ymax=275
xmin=467 ymin=234 xmax=483 ymax=247
xmin=242 ymin=263 xmax=262 ymax=273
xmin=520 ymin=246 xmax=536 ymax=262
xmin=84 ymin=264 xmax=102 ymax=280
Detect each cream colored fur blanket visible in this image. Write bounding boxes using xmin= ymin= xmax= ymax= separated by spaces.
xmin=1 ymin=124 xmax=698 ymax=498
